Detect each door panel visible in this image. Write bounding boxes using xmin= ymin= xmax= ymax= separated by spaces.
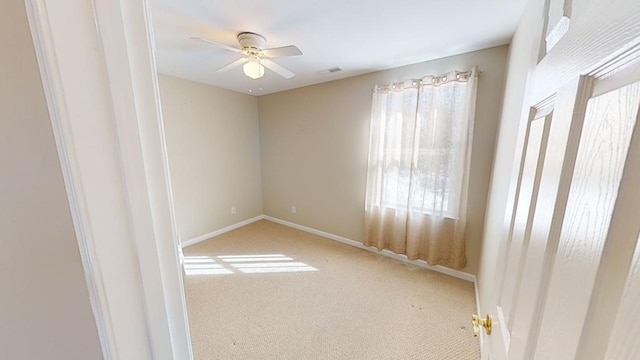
xmin=577 ymin=83 xmax=640 ymax=358
xmin=495 ymin=109 xmax=550 ymax=349
xmin=604 ymin=233 xmax=640 ymax=359
xmin=489 ymin=77 xmax=588 ymax=358
xmin=506 ymin=77 xmax=592 ymax=359
xmin=500 ymin=114 xmax=548 ymax=326
xmin=533 ymin=80 xmax=640 ymax=360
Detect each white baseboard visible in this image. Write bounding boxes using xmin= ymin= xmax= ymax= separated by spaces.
xmin=263 ymin=215 xmax=476 ymax=283
xmin=181 ymin=215 xmax=265 ymax=247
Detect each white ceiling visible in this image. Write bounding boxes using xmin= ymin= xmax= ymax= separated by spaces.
xmin=151 ymin=0 xmax=527 ymax=96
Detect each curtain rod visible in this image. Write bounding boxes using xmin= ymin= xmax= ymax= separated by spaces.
xmin=371 ymin=68 xmax=483 ymax=92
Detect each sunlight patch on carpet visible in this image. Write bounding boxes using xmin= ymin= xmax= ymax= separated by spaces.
xmin=184 ymin=254 xmax=318 ymax=275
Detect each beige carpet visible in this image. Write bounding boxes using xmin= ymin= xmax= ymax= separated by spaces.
xmin=183 ymin=220 xmax=480 ymax=359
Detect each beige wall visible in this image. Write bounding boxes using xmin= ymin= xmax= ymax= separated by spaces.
xmin=159 ymin=75 xmax=263 ymax=241
xmin=258 ymin=46 xmax=509 ymax=274
xmin=0 ymin=1 xmax=102 ymax=359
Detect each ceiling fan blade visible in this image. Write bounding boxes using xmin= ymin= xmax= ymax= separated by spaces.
xmin=190 ymin=36 xmax=242 ymax=53
xmin=262 ymin=45 xmax=303 ymax=58
xmin=216 ymin=57 xmax=247 ymax=72
xmin=261 ymin=58 xmax=295 ymax=79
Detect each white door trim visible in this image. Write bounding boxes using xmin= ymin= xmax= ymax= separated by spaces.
xmin=24 ymin=1 xmax=116 ymax=357
xmin=24 ymin=0 xmax=192 ymax=358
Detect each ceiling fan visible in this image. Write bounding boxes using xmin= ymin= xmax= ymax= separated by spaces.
xmin=191 ymin=32 xmax=302 ymax=80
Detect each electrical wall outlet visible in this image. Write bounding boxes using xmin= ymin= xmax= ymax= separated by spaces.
xmin=291 ymin=206 xmax=296 ymax=214
xmin=231 ymin=206 xmax=237 ymax=215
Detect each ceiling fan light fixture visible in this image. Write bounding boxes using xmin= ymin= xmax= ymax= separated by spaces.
xmin=243 ymin=60 xmax=265 ymax=79
xmin=194 ymin=32 xmax=301 ymax=80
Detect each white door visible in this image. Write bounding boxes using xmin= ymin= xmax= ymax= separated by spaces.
xmin=483 ymin=0 xmax=640 ymax=359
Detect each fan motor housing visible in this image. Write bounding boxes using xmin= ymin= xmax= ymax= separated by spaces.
xmin=237 ymin=32 xmax=266 ymax=52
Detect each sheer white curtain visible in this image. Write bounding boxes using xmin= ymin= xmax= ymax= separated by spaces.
xmin=364 ymin=68 xmax=478 ymax=269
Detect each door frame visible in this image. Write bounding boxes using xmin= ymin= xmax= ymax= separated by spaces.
xmin=24 ymin=0 xmax=192 ymax=358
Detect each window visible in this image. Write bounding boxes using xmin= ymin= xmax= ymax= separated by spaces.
xmin=365 ymin=69 xmax=476 ymax=219
xmin=363 ymin=68 xmax=477 ymax=268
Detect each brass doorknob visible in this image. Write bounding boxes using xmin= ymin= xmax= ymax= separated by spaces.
xmin=472 ymin=314 xmax=492 ymax=337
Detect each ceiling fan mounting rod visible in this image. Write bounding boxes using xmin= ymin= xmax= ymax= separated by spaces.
xmin=246 ymin=54 xmax=261 ymax=62
xmin=243 ymin=48 xmax=262 ymax=57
